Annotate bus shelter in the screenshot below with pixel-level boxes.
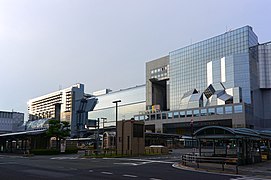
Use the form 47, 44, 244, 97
194, 126, 271, 165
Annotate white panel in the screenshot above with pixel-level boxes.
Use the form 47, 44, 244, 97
207, 61, 213, 85
221, 57, 226, 82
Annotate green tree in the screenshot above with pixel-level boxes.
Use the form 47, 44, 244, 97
46, 119, 70, 151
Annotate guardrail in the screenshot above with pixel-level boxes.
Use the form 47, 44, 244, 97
181, 153, 239, 174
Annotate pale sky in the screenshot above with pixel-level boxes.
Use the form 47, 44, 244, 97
0, 0, 271, 117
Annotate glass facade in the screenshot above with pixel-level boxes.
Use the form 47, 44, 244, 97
135, 104, 243, 121
169, 26, 258, 110
88, 85, 146, 127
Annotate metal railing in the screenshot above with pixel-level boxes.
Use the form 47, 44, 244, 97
181, 153, 239, 174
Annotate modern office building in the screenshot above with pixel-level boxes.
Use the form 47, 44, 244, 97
88, 85, 146, 128
0, 111, 24, 133
135, 26, 271, 135
27, 83, 97, 137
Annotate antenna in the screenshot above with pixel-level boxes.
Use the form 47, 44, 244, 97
59, 85, 62, 91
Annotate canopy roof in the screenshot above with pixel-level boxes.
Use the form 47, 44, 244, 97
194, 126, 271, 140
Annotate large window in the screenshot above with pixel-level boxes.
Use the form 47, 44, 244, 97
193, 109, 200, 117
225, 106, 233, 114
200, 109, 207, 116
180, 111, 185, 118
168, 112, 172, 119
208, 108, 215, 115
186, 110, 192, 117
162, 113, 167, 119
173, 111, 179, 119
216, 107, 224, 115
234, 105, 243, 113
157, 113, 161, 120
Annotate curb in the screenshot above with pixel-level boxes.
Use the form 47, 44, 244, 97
172, 163, 271, 179
172, 163, 242, 177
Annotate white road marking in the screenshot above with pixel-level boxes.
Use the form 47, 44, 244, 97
101, 172, 113, 175
230, 177, 270, 180
0, 162, 17, 165
123, 174, 138, 178
114, 163, 140, 166
149, 178, 162, 180
114, 161, 153, 166
69, 168, 77, 170
89, 170, 93, 172
104, 158, 174, 164
51, 157, 78, 160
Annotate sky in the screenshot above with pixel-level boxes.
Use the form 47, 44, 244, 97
0, 0, 271, 116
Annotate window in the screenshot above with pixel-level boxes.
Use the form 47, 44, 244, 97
234, 105, 243, 113
180, 111, 185, 118
208, 108, 215, 115
225, 106, 232, 114
168, 112, 172, 119
216, 107, 224, 115
139, 116, 145, 120
193, 109, 199, 117
200, 109, 207, 116
162, 113, 167, 119
186, 110, 192, 117
173, 112, 179, 119
157, 113, 161, 120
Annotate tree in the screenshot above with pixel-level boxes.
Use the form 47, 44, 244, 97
46, 119, 70, 151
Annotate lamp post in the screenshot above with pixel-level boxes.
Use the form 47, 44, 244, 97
112, 100, 121, 154
96, 118, 100, 154
190, 119, 194, 153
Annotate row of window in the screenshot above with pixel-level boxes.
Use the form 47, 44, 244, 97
0, 112, 13, 119
150, 65, 168, 75
135, 105, 243, 121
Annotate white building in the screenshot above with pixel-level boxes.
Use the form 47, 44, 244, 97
0, 111, 24, 133
27, 83, 97, 137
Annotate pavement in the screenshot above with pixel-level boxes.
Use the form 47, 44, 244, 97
173, 148, 271, 179
1, 149, 271, 179
0, 152, 238, 180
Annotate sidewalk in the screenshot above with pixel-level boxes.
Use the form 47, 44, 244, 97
176, 160, 271, 179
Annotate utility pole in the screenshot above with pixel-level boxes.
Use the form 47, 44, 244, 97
96, 118, 100, 154
112, 100, 121, 154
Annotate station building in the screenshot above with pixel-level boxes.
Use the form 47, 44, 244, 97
135, 26, 271, 136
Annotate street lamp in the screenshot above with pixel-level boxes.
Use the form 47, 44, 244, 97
112, 100, 121, 154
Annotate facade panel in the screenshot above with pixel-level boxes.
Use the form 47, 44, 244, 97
89, 85, 146, 127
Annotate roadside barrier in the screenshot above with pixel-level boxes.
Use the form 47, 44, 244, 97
181, 153, 239, 174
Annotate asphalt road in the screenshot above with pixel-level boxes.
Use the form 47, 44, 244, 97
0, 153, 246, 180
